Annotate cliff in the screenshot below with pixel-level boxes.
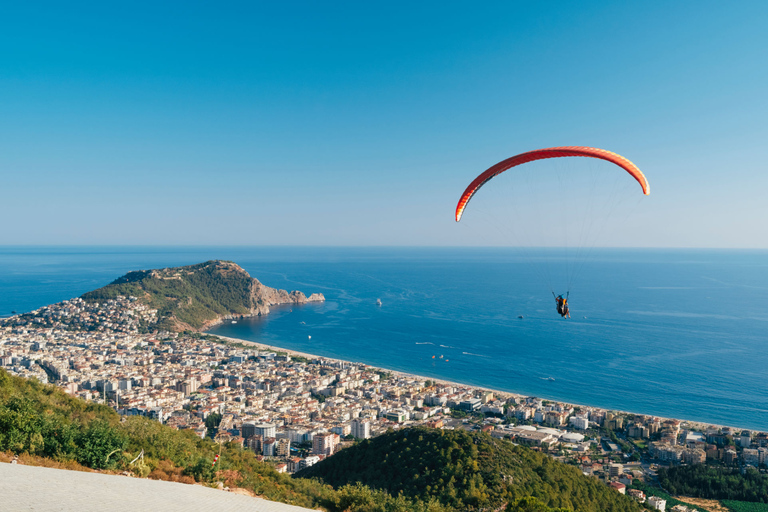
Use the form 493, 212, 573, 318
80, 260, 324, 332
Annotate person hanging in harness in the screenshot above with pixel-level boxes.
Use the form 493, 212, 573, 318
555, 293, 570, 319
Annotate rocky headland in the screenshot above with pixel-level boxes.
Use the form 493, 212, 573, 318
78, 260, 324, 332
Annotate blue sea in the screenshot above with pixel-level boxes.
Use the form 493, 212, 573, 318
2, 246, 767, 430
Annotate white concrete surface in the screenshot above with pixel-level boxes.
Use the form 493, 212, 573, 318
0, 462, 317, 512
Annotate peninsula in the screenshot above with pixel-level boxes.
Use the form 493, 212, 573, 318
70, 260, 325, 332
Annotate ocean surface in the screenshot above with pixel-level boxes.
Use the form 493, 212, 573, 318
2, 246, 767, 430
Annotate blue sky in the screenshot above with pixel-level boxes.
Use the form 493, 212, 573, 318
1, 1, 766, 247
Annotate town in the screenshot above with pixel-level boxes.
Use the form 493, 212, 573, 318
2, 295, 767, 512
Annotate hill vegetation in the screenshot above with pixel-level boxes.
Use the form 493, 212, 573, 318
657, 465, 768, 503
297, 426, 642, 512
722, 500, 768, 512
80, 260, 322, 331
0, 368, 330, 507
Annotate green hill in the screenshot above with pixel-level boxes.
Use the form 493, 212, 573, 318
80, 260, 323, 331
297, 426, 642, 512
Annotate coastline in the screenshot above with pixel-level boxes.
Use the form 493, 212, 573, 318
199, 296, 325, 332
4, 247, 767, 433
211, 334, 751, 434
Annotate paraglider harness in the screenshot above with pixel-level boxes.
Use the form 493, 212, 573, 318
554, 292, 569, 318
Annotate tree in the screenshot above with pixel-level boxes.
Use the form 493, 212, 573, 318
185, 455, 216, 482
205, 412, 222, 438
75, 420, 127, 469
507, 497, 570, 512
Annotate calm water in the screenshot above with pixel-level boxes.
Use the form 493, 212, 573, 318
2, 246, 767, 430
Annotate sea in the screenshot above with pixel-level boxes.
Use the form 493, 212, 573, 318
2, 246, 767, 431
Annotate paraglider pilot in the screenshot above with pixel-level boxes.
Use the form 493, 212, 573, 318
555, 293, 570, 319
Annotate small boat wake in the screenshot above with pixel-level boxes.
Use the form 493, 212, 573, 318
462, 351, 490, 358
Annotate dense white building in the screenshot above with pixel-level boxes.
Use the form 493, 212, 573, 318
351, 418, 371, 439
569, 416, 589, 430
647, 496, 666, 511
254, 423, 276, 439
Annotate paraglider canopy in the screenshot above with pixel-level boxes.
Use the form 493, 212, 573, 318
455, 146, 649, 222
454, 146, 650, 311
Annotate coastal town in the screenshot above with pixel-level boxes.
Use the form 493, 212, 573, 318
2, 295, 767, 512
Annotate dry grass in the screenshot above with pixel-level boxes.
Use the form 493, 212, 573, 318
676, 496, 731, 512
0, 451, 95, 472
147, 458, 196, 484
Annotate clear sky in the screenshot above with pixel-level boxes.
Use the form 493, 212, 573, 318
1, 1, 766, 247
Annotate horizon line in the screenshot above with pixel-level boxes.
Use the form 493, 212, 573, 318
0, 244, 767, 251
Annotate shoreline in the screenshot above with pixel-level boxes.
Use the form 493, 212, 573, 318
199, 296, 325, 332
211, 334, 756, 435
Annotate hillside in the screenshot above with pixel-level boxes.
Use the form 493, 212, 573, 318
297, 426, 643, 512
0, 368, 330, 509
80, 260, 324, 332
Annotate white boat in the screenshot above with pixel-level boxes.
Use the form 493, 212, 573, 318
231, 320, 237, 324
376, 298, 382, 306
308, 335, 312, 340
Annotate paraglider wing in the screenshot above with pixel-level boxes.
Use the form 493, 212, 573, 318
455, 146, 649, 222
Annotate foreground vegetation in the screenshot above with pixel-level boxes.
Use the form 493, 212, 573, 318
0, 369, 328, 507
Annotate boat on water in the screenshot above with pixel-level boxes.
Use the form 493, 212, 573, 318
308, 335, 311, 340
231, 320, 237, 324
376, 298, 382, 306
